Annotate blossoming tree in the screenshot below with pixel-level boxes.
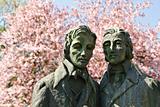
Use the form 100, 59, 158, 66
0, 0, 160, 106
0, 0, 75, 106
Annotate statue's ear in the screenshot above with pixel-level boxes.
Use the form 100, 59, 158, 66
103, 50, 109, 62
105, 56, 109, 62
64, 33, 71, 59
126, 46, 133, 60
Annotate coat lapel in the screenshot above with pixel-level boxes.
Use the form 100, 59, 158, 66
62, 79, 74, 103
53, 59, 74, 88
53, 62, 68, 88
111, 77, 135, 104
52, 60, 74, 106
110, 64, 139, 105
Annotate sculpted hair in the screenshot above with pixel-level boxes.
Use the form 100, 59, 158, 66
64, 25, 97, 60
103, 28, 133, 61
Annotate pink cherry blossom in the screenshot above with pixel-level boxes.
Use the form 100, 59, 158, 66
0, 0, 160, 106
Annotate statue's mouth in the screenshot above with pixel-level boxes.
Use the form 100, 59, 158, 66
78, 58, 88, 63
109, 54, 117, 58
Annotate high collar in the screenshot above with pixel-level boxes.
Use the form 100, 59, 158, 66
53, 59, 89, 88
108, 60, 131, 74
63, 59, 96, 93
107, 60, 139, 84
63, 59, 88, 77
63, 59, 75, 75
100, 60, 140, 94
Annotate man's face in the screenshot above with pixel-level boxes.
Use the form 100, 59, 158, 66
103, 33, 126, 65
69, 32, 95, 68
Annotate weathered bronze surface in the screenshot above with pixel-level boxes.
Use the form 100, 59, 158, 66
31, 25, 99, 107
100, 28, 160, 107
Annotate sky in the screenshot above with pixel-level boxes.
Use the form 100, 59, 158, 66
0, 0, 159, 37
134, 0, 160, 27
54, 0, 160, 37
1, 0, 160, 29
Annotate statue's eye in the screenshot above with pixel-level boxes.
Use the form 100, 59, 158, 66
116, 40, 122, 46
104, 42, 110, 47
72, 43, 82, 49
87, 45, 94, 50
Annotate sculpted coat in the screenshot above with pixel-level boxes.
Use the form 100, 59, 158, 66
100, 60, 160, 107
31, 59, 99, 107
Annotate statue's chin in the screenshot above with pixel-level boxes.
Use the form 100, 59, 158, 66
109, 60, 126, 65
108, 60, 117, 64
74, 62, 87, 69
109, 60, 121, 65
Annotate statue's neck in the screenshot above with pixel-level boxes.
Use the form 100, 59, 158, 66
108, 63, 126, 84
109, 64, 125, 74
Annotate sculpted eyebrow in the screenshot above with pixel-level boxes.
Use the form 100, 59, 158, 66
72, 42, 81, 45
115, 39, 122, 42
103, 41, 110, 46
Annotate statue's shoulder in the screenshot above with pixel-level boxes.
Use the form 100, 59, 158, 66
33, 72, 55, 91
143, 76, 160, 90
34, 62, 67, 91
42, 72, 55, 85
134, 66, 160, 90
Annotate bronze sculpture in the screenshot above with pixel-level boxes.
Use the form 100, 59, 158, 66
31, 25, 99, 107
100, 28, 160, 107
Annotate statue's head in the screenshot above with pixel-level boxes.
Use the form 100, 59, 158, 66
64, 25, 96, 68
103, 28, 133, 64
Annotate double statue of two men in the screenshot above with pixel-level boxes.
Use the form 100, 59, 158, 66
31, 25, 160, 107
